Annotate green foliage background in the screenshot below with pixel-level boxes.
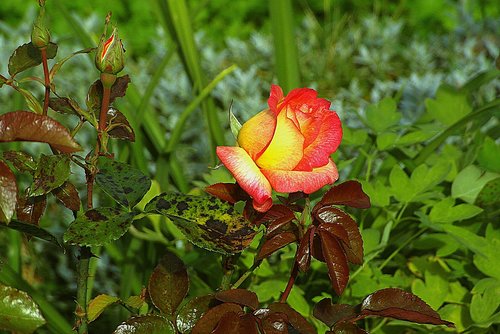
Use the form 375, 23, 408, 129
0, 0, 499, 333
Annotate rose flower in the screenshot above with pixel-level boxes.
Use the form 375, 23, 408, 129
217, 85, 342, 212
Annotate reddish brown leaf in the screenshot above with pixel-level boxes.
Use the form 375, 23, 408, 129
261, 312, 289, 333
316, 207, 363, 265
1, 151, 37, 174
205, 183, 249, 204
296, 226, 315, 272
148, 251, 189, 316
191, 303, 242, 334
8, 42, 57, 77
268, 303, 315, 334
319, 230, 349, 296
106, 108, 135, 141
86, 75, 131, 116
49, 97, 81, 116
0, 161, 18, 223
359, 288, 455, 327
215, 289, 259, 310
0, 111, 82, 153
176, 294, 218, 333
212, 311, 241, 334
316, 180, 370, 210
311, 234, 325, 262
110, 75, 131, 103
253, 204, 296, 227
238, 314, 259, 334
52, 181, 80, 211
333, 322, 369, 334
257, 232, 298, 260
313, 299, 356, 328
16, 195, 47, 226
317, 222, 350, 246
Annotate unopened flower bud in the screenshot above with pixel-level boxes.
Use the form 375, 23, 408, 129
95, 27, 125, 75
31, 4, 50, 48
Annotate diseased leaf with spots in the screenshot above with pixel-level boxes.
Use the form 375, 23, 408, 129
52, 181, 80, 211
49, 97, 82, 116
1, 151, 37, 174
319, 230, 350, 296
63, 207, 135, 246
106, 108, 135, 141
8, 42, 57, 76
113, 315, 175, 334
0, 111, 82, 153
96, 157, 151, 208
191, 303, 242, 334
148, 252, 189, 316
145, 193, 257, 254
215, 289, 259, 310
30, 154, 71, 197
16, 195, 47, 226
205, 183, 249, 204
0, 220, 61, 247
88, 294, 120, 323
0, 283, 46, 333
176, 295, 217, 333
359, 288, 454, 327
86, 75, 131, 116
0, 161, 17, 223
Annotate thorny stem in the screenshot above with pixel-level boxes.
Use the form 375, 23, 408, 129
40, 47, 50, 115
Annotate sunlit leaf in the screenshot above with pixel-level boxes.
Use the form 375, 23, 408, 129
88, 294, 120, 323
1, 151, 37, 174
52, 181, 80, 211
145, 193, 256, 254
359, 288, 454, 327
176, 295, 217, 333
0, 283, 45, 333
313, 299, 356, 328
191, 303, 242, 334
30, 154, 71, 196
0, 161, 17, 223
316, 207, 363, 264
318, 230, 350, 296
96, 156, 151, 208
215, 289, 259, 310
257, 232, 297, 260
0, 220, 61, 247
113, 315, 174, 334
148, 251, 189, 316
16, 195, 46, 226
425, 86, 471, 126
261, 311, 288, 333
8, 42, 57, 77
106, 108, 135, 141
316, 180, 371, 210
0, 111, 82, 153
63, 207, 135, 246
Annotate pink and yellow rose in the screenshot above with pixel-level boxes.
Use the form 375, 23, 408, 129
217, 85, 342, 212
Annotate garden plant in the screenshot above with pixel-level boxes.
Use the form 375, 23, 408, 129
0, 0, 499, 333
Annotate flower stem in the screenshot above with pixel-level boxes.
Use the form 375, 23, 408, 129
99, 85, 111, 133
40, 47, 50, 115
280, 260, 298, 303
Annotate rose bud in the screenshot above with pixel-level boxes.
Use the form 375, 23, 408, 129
217, 85, 343, 212
95, 27, 125, 75
31, 2, 50, 48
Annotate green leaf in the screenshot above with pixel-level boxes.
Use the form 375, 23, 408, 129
470, 278, 500, 324
452, 165, 499, 203
342, 127, 368, 146
365, 97, 400, 132
88, 294, 120, 323
30, 154, 70, 197
438, 304, 472, 333
425, 86, 472, 126
96, 157, 151, 208
429, 198, 483, 224
229, 107, 242, 140
376, 132, 398, 150
0, 283, 45, 333
8, 42, 57, 77
477, 137, 500, 173
145, 193, 256, 254
1, 151, 37, 174
0, 161, 17, 224
148, 252, 189, 316
63, 207, 135, 246
360, 180, 391, 207
411, 270, 449, 310
475, 177, 500, 213
0, 220, 61, 247
113, 315, 175, 334
18, 87, 43, 114
0, 111, 82, 153
389, 165, 412, 202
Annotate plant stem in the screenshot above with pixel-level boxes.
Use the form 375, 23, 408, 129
231, 259, 262, 289
99, 85, 111, 133
280, 260, 298, 302
40, 47, 50, 115
76, 247, 90, 334
220, 254, 239, 290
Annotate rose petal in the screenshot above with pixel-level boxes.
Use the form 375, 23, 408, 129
268, 84, 284, 115
294, 111, 342, 171
256, 110, 304, 170
237, 109, 276, 160
216, 146, 272, 206
262, 159, 339, 194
